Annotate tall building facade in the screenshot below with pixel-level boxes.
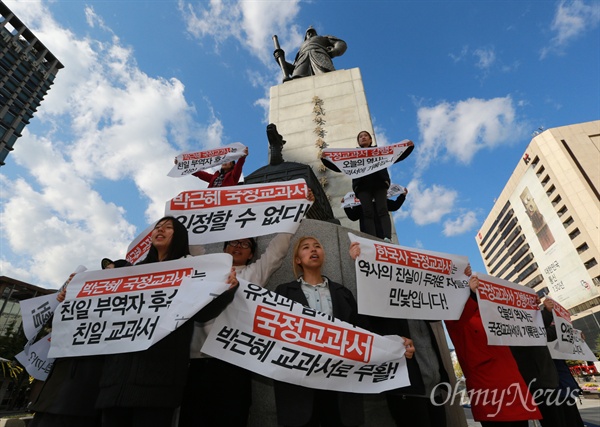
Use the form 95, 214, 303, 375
476, 120, 600, 347
0, 2, 63, 166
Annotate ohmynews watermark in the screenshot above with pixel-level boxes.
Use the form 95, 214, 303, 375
430, 379, 580, 418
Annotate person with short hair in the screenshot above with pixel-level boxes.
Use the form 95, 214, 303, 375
192, 147, 248, 187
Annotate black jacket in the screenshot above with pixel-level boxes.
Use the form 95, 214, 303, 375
273, 278, 364, 427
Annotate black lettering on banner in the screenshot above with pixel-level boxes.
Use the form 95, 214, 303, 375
105, 317, 160, 342
178, 211, 234, 235
242, 283, 295, 310
235, 208, 257, 228
271, 347, 352, 378
487, 321, 546, 338
72, 321, 107, 345
32, 302, 53, 328
215, 327, 276, 362
354, 362, 399, 383
394, 267, 421, 285
191, 269, 206, 279
357, 260, 392, 280
389, 288, 448, 310
497, 306, 515, 321
343, 159, 365, 168
560, 322, 574, 343
262, 204, 310, 226
148, 289, 178, 312
422, 272, 445, 288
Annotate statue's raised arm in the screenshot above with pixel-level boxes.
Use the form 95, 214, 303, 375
273, 26, 347, 83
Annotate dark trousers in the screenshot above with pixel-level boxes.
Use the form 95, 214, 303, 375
101, 407, 174, 427
178, 358, 251, 427
284, 389, 358, 427
385, 394, 446, 427
356, 188, 391, 239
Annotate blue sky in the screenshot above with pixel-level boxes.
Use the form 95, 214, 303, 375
1, 0, 599, 289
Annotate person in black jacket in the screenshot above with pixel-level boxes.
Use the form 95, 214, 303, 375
96, 216, 237, 427
344, 187, 408, 240
352, 131, 393, 241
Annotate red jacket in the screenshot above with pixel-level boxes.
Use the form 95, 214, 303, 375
445, 296, 542, 422
193, 155, 246, 187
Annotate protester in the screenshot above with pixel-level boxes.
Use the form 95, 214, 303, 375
351, 131, 393, 241
192, 146, 248, 187
541, 299, 585, 427
29, 260, 132, 427
349, 241, 447, 427
445, 269, 542, 426
95, 216, 237, 427
344, 187, 407, 240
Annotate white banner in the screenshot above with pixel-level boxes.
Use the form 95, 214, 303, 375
321, 140, 414, 179
350, 234, 470, 320
476, 274, 546, 346
165, 179, 313, 245
20, 293, 59, 341
548, 298, 574, 353
548, 329, 597, 362
202, 281, 410, 393
340, 184, 405, 209
126, 221, 156, 265
48, 255, 232, 358
15, 334, 54, 381
168, 142, 247, 177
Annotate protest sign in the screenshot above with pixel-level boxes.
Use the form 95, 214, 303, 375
476, 273, 546, 346
21, 293, 59, 342
321, 140, 414, 179
169, 142, 247, 177
126, 221, 156, 265
15, 334, 53, 381
350, 234, 470, 320
547, 298, 574, 353
340, 184, 405, 209
548, 329, 597, 361
48, 254, 231, 358
165, 179, 312, 245
202, 281, 410, 393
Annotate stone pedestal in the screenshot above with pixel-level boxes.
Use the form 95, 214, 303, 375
269, 68, 376, 230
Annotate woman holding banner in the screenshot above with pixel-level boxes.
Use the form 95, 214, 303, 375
193, 146, 248, 187
352, 131, 393, 241
445, 270, 542, 426
95, 216, 237, 427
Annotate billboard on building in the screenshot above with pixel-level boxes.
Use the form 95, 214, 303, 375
509, 167, 597, 309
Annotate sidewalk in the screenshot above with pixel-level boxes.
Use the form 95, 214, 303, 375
464, 396, 600, 427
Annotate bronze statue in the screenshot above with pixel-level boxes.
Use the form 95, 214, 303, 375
273, 27, 347, 82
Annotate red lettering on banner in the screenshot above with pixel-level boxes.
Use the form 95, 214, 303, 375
253, 305, 373, 363
126, 232, 153, 264
182, 147, 231, 160
373, 244, 453, 275
477, 280, 538, 310
323, 141, 413, 162
76, 268, 193, 297
169, 183, 307, 210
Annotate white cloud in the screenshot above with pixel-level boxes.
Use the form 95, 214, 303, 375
473, 47, 496, 70
541, 0, 600, 58
406, 179, 457, 226
415, 96, 526, 173
443, 211, 478, 236
179, 0, 302, 65
0, 1, 224, 288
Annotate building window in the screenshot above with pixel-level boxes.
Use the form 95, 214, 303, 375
584, 258, 598, 269
541, 175, 550, 186
536, 165, 545, 177
569, 228, 580, 240
562, 216, 574, 228
577, 243, 589, 254
552, 195, 562, 206
531, 156, 540, 167
557, 205, 568, 217
546, 184, 556, 197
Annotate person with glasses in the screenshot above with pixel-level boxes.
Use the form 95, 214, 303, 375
179, 191, 314, 427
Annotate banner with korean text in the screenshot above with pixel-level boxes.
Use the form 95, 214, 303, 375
169, 142, 247, 177
547, 298, 575, 353
350, 234, 470, 320
321, 140, 414, 179
48, 254, 231, 358
202, 281, 410, 393
20, 293, 59, 349
476, 273, 546, 346
341, 184, 405, 209
15, 334, 53, 381
548, 329, 597, 361
165, 179, 312, 245
126, 221, 156, 265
